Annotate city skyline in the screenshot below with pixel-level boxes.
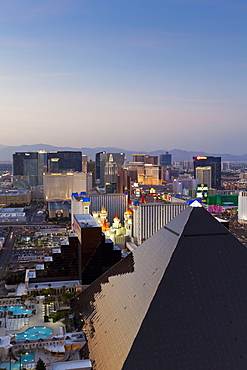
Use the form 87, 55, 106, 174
1, 0, 246, 154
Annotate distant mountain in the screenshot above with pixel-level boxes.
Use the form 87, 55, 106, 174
0, 144, 247, 162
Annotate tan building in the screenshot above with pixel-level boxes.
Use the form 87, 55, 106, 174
196, 166, 212, 188
126, 162, 161, 185
82, 155, 88, 171
43, 172, 92, 201
0, 188, 31, 206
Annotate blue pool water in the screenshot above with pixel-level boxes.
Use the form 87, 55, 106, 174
0, 352, 34, 370
15, 326, 52, 341
0, 305, 32, 315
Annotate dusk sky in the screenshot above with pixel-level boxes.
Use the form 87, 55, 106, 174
0, 0, 246, 154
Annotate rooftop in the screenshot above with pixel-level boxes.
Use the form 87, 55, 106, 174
0, 207, 24, 212
51, 360, 92, 370
48, 201, 70, 211
28, 280, 81, 290
74, 214, 100, 228
0, 189, 30, 195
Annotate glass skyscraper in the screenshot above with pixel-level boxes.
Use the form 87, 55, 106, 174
13, 150, 82, 188
193, 156, 221, 189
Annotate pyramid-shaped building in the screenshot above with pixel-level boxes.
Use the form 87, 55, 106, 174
71, 205, 247, 369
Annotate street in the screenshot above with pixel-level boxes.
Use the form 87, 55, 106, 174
0, 229, 18, 279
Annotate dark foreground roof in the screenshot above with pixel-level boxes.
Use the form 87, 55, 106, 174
71, 206, 247, 370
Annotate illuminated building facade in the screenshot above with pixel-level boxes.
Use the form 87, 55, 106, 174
73, 214, 122, 284
132, 154, 158, 165
43, 172, 92, 201
193, 156, 221, 189
238, 191, 247, 224
196, 166, 212, 188
126, 162, 161, 185
82, 155, 88, 172
104, 154, 118, 191
95, 152, 125, 187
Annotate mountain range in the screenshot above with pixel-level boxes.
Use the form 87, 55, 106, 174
0, 144, 247, 162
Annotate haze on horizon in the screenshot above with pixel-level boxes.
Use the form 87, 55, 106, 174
0, 0, 246, 155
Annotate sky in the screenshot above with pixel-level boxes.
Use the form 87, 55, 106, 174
0, 0, 246, 154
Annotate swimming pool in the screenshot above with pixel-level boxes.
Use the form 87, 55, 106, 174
0, 352, 34, 370
15, 326, 52, 341
0, 305, 32, 315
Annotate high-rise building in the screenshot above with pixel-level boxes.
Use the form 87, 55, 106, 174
160, 151, 172, 167
104, 154, 118, 191
71, 193, 91, 225
238, 190, 247, 224
87, 160, 96, 187
47, 151, 82, 173
173, 177, 198, 194
132, 154, 158, 165
126, 162, 161, 185
13, 152, 40, 187
193, 156, 221, 189
72, 214, 121, 284
95, 152, 125, 187
132, 154, 147, 163
117, 167, 131, 195
131, 201, 188, 245
71, 204, 247, 369
30, 215, 122, 285
71, 192, 128, 224
196, 166, 212, 188
82, 155, 88, 172
222, 162, 230, 171
43, 172, 92, 201
13, 150, 82, 188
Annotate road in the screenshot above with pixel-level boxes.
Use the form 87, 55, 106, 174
0, 206, 68, 279
0, 229, 18, 279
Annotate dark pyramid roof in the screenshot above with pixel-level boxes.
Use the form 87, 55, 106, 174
71, 206, 247, 370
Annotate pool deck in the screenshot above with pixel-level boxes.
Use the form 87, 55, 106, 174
0, 300, 65, 337
0, 300, 83, 369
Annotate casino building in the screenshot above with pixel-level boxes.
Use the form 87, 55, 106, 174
193, 156, 221, 189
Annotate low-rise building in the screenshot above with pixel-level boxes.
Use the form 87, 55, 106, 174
0, 188, 31, 206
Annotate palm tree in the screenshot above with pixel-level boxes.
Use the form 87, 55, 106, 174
17, 349, 25, 370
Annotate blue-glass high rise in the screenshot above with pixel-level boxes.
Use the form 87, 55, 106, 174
160, 151, 172, 167
13, 150, 82, 188
193, 156, 221, 189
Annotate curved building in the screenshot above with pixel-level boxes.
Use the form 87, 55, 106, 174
238, 190, 247, 224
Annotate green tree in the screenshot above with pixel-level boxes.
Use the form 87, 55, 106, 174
35, 358, 46, 370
